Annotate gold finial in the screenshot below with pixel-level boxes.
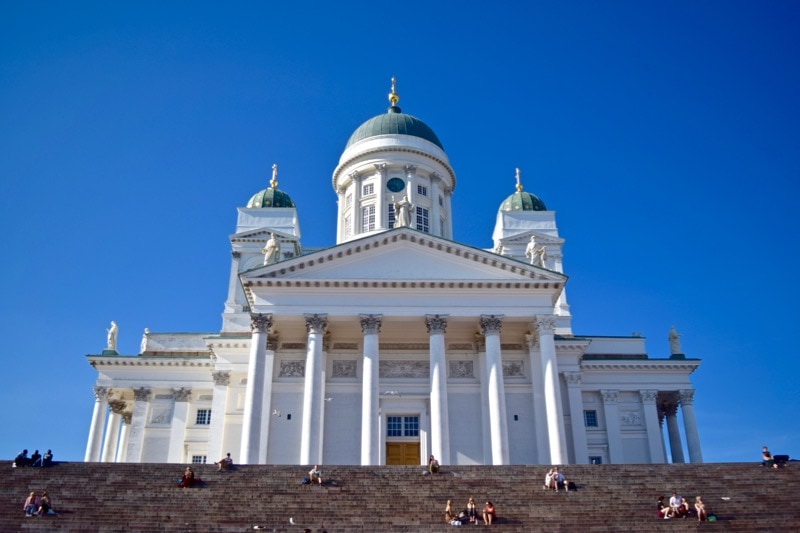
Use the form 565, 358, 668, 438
270, 163, 278, 189
388, 76, 399, 107
515, 168, 523, 192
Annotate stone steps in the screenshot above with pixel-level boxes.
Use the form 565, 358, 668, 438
2, 462, 798, 531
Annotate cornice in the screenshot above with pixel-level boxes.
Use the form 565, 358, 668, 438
332, 145, 456, 189
88, 357, 213, 368
581, 359, 701, 372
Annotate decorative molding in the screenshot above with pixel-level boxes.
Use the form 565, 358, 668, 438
535, 315, 557, 335
279, 360, 305, 378
250, 313, 273, 334
562, 371, 582, 386
480, 315, 503, 336
199, 395, 213, 401
502, 360, 524, 377
379, 360, 429, 378
620, 411, 642, 426
501, 343, 523, 351
281, 343, 306, 350
425, 314, 448, 335
174, 388, 192, 402
212, 370, 231, 386
133, 387, 152, 402
360, 314, 383, 335
304, 314, 328, 335
679, 389, 695, 405
639, 390, 658, 404
333, 342, 358, 350
149, 406, 172, 424
379, 343, 428, 350
601, 390, 619, 404
89, 358, 214, 368
449, 360, 474, 378
448, 343, 473, 350
332, 360, 357, 378
108, 399, 128, 414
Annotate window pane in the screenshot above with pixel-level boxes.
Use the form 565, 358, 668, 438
416, 207, 429, 233
584, 410, 598, 427
196, 409, 211, 425
404, 416, 419, 437
387, 416, 402, 437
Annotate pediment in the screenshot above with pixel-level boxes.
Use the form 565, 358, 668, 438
241, 229, 566, 284
231, 227, 294, 243
501, 230, 564, 247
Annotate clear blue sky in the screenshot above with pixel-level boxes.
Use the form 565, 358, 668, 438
1, 1, 798, 463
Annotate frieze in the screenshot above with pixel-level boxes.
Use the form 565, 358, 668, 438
279, 360, 305, 377
620, 411, 642, 426
282, 343, 307, 350
379, 343, 429, 350
332, 360, 358, 378
199, 395, 213, 401
149, 406, 172, 425
333, 342, 358, 350
449, 360, 474, 378
448, 343, 473, 350
154, 394, 174, 400
503, 360, 525, 377
380, 360, 429, 378
501, 343, 523, 351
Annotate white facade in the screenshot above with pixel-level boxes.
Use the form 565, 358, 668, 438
86, 84, 702, 466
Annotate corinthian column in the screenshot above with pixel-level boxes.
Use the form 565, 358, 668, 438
207, 370, 230, 464
116, 412, 132, 463
125, 387, 151, 463
360, 314, 382, 465
563, 372, 589, 464
660, 399, 685, 463
640, 390, 665, 463
601, 390, 623, 464
240, 313, 272, 464
481, 315, 509, 465
102, 399, 127, 463
300, 314, 327, 465
85, 386, 109, 462
426, 314, 450, 465
536, 315, 567, 464
679, 389, 703, 463
167, 388, 192, 463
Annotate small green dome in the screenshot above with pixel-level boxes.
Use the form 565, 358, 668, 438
499, 191, 547, 212
247, 187, 295, 208
345, 105, 444, 150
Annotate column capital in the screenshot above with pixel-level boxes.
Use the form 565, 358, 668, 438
212, 370, 231, 386
601, 389, 619, 404
108, 399, 128, 414
373, 163, 387, 175
173, 388, 192, 402
250, 313, 273, 333
93, 386, 109, 400
534, 315, 557, 335
480, 314, 503, 336
121, 412, 132, 425
360, 314, 383, 334
430, 171, 442, 185
349, 170, 362, 183
231, 251, 241, 259
679, 389, 695, 405
404, 164, 417, 177
425, 314, 448, 335
659, 399, 679, 417
639, 389, 658, 404
562, 371, 582, 386
133, 387, 152, 402
305, 313, 328, 334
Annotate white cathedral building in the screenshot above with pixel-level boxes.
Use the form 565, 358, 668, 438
85, 80, 702, 467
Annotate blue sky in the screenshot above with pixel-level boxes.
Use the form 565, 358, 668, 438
1, 1, 798, 463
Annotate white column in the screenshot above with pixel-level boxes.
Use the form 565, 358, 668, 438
374, 164, 387, 229
240, 313, 272, 464
481, 315, 509, 465
259, 335, 277, 465
351, 171, 362, 236
224, 251, 242, 313
563, 372, 589, 464
536, 315, 568, 464
527, 335, 550, 464
662, 400, 685, 463
679, 389, 703, 463
125, 387, 151, 463
301, 313, 327, 465
102, 398, 126, 463
84, 386, 109, 462
601, 390, 624, 464
167, 388, 192, 463
430, 173, 442, 237
405, 164, 417, 207
426, 314, 450, 465
207, 370, 231, 465
360, 314, 382, 465
640, 390, 665, 463
116, 413, 131, 463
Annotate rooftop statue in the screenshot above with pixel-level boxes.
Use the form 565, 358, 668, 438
525, 236, 546, 267
107, 321, 118, 351
262, 233, 280, 265
393, 195, 414, 228
668, 325, 683, 355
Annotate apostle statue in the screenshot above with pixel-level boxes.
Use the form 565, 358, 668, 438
668, 325, 683, 355
393, 195, 414, 228
140, 327, 150, 354
262, 233, 280, 265
107, 321, 118, 351
525, 236, 546, 267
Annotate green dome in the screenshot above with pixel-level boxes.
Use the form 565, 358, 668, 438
247, 187, 295, 208
499, 191, 547, 212
345, 105, 444, 150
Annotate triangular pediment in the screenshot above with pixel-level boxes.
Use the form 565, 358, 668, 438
231, 228, 295, 243
501, 230, 564, 247
241, 229, 567, 283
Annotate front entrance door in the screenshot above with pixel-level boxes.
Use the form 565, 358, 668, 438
386, 442, 420, 465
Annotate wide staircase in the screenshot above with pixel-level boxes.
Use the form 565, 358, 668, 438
2, 461, 798, 531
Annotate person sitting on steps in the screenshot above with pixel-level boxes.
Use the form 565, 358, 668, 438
215, 452, 233, 471
308, 464, 323, 485
428, 454, 440, 474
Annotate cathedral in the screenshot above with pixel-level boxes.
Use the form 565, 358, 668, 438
85, 80, 702, 466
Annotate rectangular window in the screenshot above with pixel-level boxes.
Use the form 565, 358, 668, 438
417, 184, 428, 196
388, 203, 396, 228
584, 410, 598, 427
361, 205, 375, 231
387, 416, 402, 437
191, 455, 207, 464
589, 456, 603, 465
440, 217, 445, 236
345, 194, 353, 209
344, 215, 352, 239
362, 183, 374, 196
416, 207, 429, 233
438, 194, 444, 207
196, 409, 211, 425
404, 416, 419, 437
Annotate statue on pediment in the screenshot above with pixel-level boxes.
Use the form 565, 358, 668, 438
107, 321, 118, 351
668, 326, 682, 355
525, 236, 546, 267
262, 233, 279, 265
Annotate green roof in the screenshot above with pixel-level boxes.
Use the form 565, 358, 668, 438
345, 105, 444, 150
499, 191, 547, 212
247, 187, 295, 208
